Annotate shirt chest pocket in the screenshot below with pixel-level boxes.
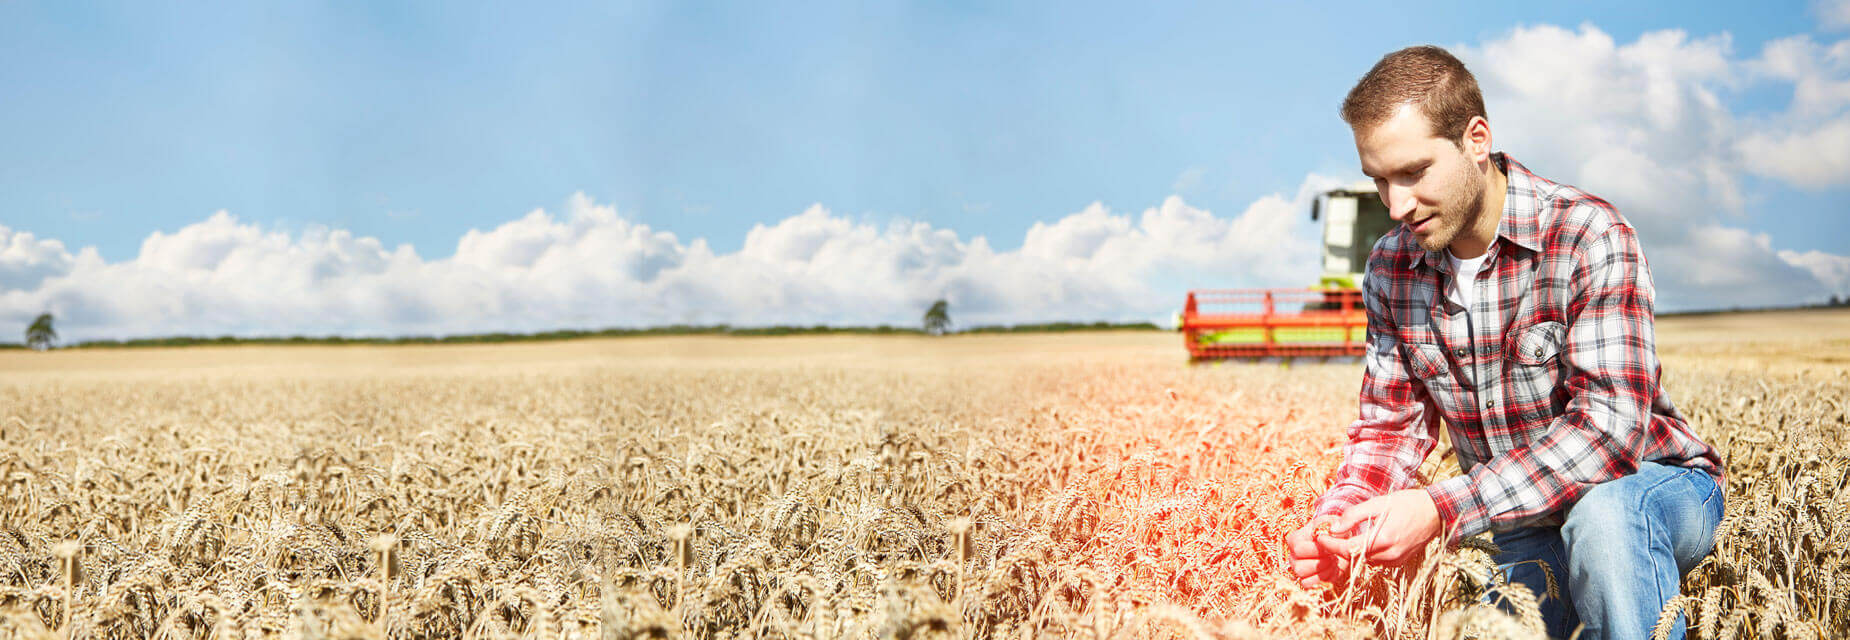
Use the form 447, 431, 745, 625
1401, 342, 1455, 398
1507, 320, 1567, 418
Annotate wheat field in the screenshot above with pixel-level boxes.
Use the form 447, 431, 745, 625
0, 310, 1845, 639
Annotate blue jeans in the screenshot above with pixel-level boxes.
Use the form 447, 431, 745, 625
1487, 462, 1724, 640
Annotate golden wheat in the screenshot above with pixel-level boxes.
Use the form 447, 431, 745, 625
0, 329, 1841, 639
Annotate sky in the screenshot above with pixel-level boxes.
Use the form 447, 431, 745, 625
2, 1, 1848, 341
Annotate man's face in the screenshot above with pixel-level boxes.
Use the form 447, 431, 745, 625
1354, 104, 1483, 253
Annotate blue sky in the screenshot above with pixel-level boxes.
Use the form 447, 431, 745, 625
2, 2, 1848, 339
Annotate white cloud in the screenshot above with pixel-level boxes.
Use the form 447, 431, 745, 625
0, 226, 75, 292
1461, 25, 1742, 224
1738, 116, 1850, 188
1650, 225, 1831, 307
6, 23, 1849, 341
0, 184, 1332, 341
1736, 35, 1850, 188
1779, 248, 1850, 295
1818, 0, 1850, 32
1747, 35, 1850, 117
1455, 24, 1850, 310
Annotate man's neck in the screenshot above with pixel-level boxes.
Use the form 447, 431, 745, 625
1448, 159, 1507, 259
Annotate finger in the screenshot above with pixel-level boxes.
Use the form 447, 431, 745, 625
1294, 552, 1344, 583
1343, 518, 1385, 548
1307, 555, 1345, 588
1318, 561, 1346, 587
1366, 529, 1414, 565
1356, 511, 1396, 557
1292, 515, 1335, 539
1288, 515, 1340, 555
1308, 560, 1347, 588
1314, 529, 1360, 557
1285, 529, 1317, 556
1332, 505, 1379, 536
1289, 558, 1320, 580
1308, 514, 1342, 542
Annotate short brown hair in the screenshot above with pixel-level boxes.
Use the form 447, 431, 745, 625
1341, 45, 1486, 147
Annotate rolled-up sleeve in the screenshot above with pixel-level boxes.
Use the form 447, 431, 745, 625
1314, 255, 1444, 520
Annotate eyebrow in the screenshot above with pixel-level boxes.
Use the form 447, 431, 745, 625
1362, 159, 1431, 180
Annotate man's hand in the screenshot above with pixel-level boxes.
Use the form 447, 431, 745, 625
1285, 514, 1350, 589
1320, 489, 1444, 565
1286, 490, 1444, 590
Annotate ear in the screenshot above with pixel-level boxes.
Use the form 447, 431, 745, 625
1461, 116, 1492, 163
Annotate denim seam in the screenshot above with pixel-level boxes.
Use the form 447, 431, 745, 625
1634, 465, 1691, 498
1689, 470, 1720, 510
1636, 466, 1685, 635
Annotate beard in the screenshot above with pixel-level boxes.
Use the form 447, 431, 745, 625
1411, 157, 1486, 253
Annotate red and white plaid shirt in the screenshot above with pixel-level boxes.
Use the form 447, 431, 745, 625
1314, 152, 1723, 540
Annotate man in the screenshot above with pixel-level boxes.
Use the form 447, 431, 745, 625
1283, 46, 1725, 640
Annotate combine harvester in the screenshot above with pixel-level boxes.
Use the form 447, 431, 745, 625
1181, 184, 1393, 363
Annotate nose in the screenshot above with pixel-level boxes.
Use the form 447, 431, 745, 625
1381, 183, 1416, 221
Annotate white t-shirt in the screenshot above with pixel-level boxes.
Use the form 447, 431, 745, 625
1446, 248, 1490, 311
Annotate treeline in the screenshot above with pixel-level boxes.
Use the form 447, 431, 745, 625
13, 321, 1162, 350
1658, 297, 1850, 318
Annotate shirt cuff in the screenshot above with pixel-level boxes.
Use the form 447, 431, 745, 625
1426, 474, 1488, 541
1313, 485, 1369, 520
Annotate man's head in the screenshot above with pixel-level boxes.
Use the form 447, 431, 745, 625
1342, 46, 1496, 254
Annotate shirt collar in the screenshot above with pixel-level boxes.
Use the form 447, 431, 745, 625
1408, 152, 1544, 270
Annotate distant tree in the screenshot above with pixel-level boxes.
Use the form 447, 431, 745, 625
25, 313, 56, 351
1834, 294, 1845, 307
922, 299, 951, 336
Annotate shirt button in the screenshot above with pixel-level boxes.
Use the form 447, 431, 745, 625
1453, 348, 1468, 358
1486, 400, 1496, 409
1533, 348, 1543, 358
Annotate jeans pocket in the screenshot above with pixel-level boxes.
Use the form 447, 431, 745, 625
1684, 468, 1721, 512
1670, 468, 1725, 574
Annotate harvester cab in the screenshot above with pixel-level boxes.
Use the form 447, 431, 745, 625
1310, 183, 1396, 292
1181, 183, 1393, 362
